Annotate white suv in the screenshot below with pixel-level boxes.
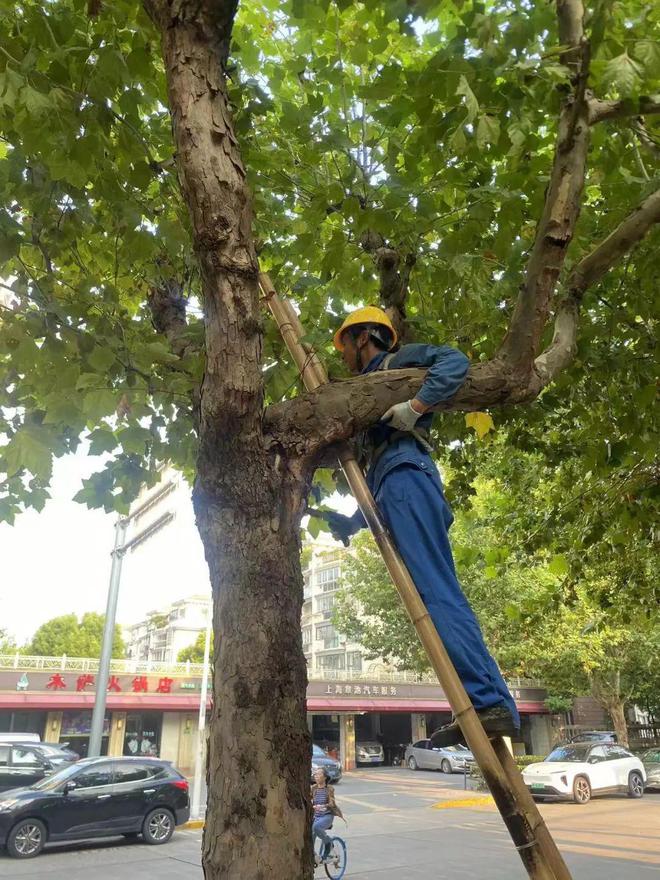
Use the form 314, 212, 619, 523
523, 743, 646, 804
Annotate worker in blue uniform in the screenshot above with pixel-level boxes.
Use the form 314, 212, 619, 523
324, 307, 520, 746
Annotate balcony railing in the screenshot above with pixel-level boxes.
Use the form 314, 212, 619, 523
0, 653, 544, 689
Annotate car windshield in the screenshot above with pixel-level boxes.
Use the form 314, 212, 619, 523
545, 745, 590, 763
642, 749, 660, 763
31, 762, 82, 791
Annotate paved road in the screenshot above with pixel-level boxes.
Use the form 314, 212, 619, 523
1, 767, 659, 879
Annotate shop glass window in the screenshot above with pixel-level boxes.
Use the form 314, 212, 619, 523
0, 746, 9, 767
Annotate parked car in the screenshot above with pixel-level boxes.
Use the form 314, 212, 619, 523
0, 743, 60, 792
0, 734, 40, 744
311, 744, 342, 784
14, 742, 80, 769
640, 747, 660, 790
522, 743, 645, 804
356, 741, 384, 765
0, 756, 190, 859
41, 742, 80, 762
567, 730, 617, 744
404, 740, 475, 774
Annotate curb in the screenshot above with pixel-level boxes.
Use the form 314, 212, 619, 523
183, 819, 205, 829
431, 795, 495, 810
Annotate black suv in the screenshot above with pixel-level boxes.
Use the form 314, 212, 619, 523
0, 756, 190, 858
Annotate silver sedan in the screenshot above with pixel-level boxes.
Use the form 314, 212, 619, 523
404, 739, 475, 774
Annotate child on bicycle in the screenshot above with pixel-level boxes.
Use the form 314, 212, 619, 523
311, 767, 343, 864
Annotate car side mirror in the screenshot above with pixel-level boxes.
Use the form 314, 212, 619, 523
587, 756, 598, 764
63, 781, 77, 794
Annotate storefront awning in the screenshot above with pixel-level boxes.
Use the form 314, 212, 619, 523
307, 698, 547, 714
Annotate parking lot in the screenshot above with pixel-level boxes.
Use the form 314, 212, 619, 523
1, 767, 659, 879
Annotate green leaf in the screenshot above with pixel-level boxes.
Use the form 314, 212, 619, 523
476, 115, 500, 149
548, 555, 569, 576
633, 41, 660, 77
83, 389, 118, 422
3, 426, 53, 480
602, 53, 644, 97
456, 75, 479, 123
146, 341, 180, 365
88, 346, 117, 372
87, 428, 119, 456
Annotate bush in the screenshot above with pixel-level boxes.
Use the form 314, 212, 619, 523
469, 755, 546, 790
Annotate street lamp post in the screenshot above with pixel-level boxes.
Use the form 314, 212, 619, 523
89, 518, 129, 757
191, 611, 212, 819
88, 501, 177, 758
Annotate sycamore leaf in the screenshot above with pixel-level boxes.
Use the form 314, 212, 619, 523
456, 75, 479, 123
465, 411, 495, 439
476, 115, 500, 149
548, 555, 569, 576
602, 53, 644, 97
3, 426, 53, 480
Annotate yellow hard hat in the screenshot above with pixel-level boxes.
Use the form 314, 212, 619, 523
333, 306, 397, 351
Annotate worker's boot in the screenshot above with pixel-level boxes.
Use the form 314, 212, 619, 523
430, 706, 519, 748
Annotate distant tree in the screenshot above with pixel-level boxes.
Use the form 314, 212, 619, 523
177, 630, 213, 664
27, 612, 125, 658
0, 628, 16, 652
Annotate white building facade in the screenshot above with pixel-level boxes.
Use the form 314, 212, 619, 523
124, 594, 211, 664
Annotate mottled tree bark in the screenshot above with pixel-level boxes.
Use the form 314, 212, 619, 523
145, 1, 313, 876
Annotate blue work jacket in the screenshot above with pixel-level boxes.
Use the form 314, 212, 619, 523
361, 344, 470, 496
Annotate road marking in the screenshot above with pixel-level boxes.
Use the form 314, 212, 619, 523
339, 794, 395, 812
432, 796, 495, 810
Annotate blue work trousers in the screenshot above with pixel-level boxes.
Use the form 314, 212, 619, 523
375, 462, 520, 726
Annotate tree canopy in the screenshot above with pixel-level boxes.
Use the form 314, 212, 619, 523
26, 611, 125, 658
1, 1, 659, 876
334, 435, 659, 743
177, 629, 213, 664
0, 0, 658, 520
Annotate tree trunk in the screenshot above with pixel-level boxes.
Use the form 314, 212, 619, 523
607, 698, 630, 749
194, 479, 313, 879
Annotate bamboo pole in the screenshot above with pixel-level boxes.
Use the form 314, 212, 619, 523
261, 273, 572, 880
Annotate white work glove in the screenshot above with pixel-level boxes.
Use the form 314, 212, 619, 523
380, 399, 422, 432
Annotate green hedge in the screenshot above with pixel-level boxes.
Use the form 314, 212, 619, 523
469, 755, 546, 790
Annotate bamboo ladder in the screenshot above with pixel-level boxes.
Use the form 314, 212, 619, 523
262, 272, 572, 880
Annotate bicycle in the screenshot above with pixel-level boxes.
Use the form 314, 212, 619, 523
314, 834, 347, 880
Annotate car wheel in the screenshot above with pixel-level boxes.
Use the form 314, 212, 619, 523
7, 819, 47, 859
627, 771, 644, 798
441, 759, 452, 775
573, 776, 591, 805
142, 808, 175, 845
408, 756, 418, 771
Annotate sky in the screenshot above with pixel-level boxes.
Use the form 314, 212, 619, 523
0, 448, 210, 645
0, 447, 354, 647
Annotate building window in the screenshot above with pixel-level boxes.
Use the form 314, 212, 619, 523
302, 627, 312, 646
346, 652, 362, 671
316, 624, 340, 650
316, 595, 335, 613
317, 566, 340, 592
316, 653, 345, 670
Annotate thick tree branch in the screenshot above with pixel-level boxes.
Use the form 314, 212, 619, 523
359, 230, 416, 341
535, 187, 660, 383
499, 0, 589, 370
147, 279, 195, 359
264, 359, 530, 458
588, 96, 660, 125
